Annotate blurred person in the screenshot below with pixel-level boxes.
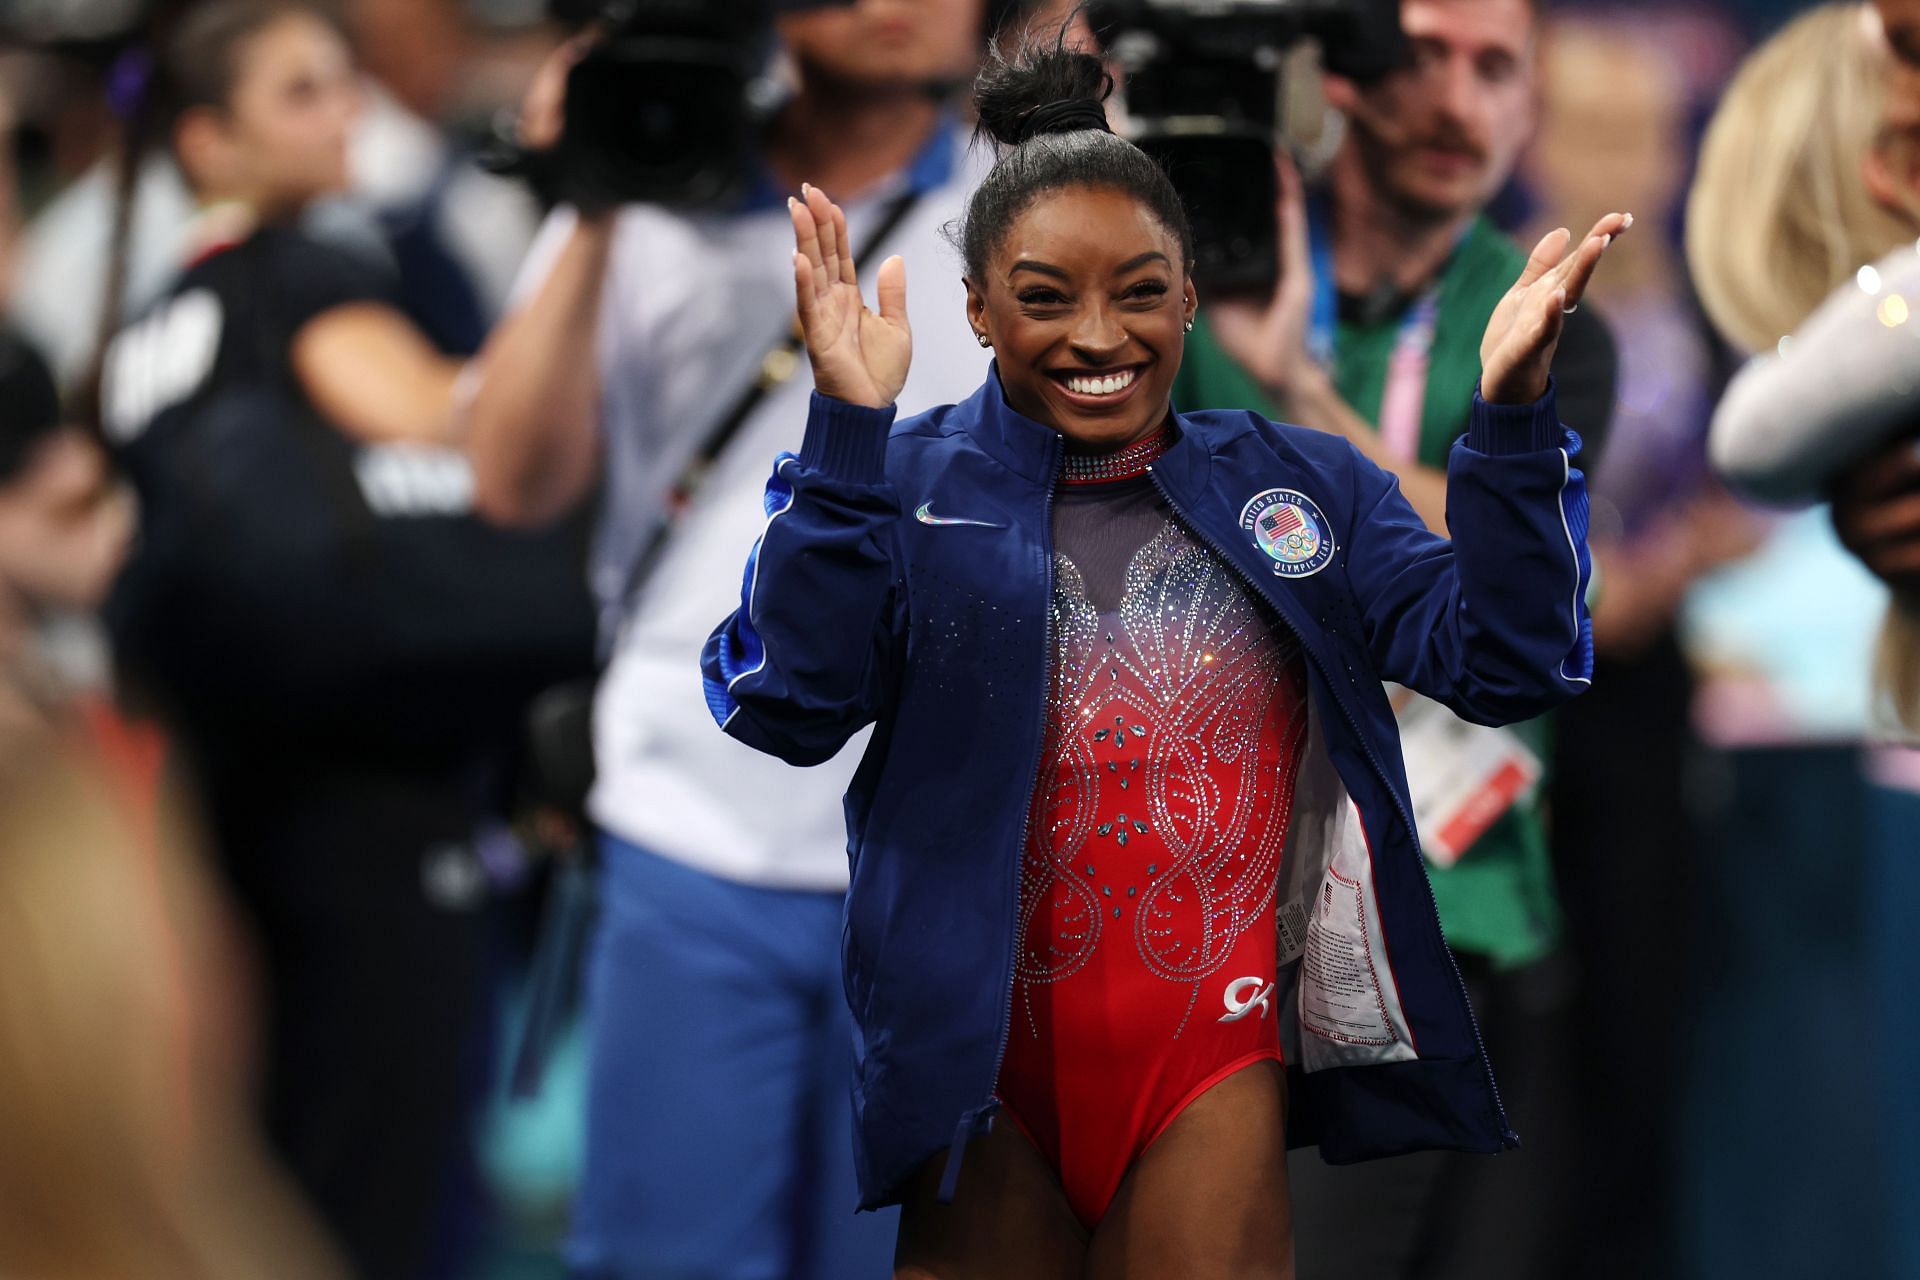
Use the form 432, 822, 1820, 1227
5, 0, 541, 388
334, 0, 548, 348
1684, 6, 1920, 1276
1698, 0, 1920, 737
701, 33, 1619, 1276
95, 3, 596, 1275
465, 2, 1009, 1275
1687, 2, 1915, 744
1167, 1, 1617, 1275
0, 325, 339, 1280
1175, 0, 1617, 532
1523, 15, 1758, 1278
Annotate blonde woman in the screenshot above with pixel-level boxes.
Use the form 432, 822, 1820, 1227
1691, 1, 1920, 733
1688, 9, 1920, 1275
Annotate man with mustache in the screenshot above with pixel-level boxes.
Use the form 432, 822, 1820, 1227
1173, 1, 1617, 1276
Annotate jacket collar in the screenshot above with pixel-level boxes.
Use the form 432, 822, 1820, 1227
961, 362, 1214, 495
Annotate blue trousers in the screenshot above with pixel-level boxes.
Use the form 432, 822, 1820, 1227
568, 835, 898, 1280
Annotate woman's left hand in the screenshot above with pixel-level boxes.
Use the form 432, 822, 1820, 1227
1479, 212, 1631, 405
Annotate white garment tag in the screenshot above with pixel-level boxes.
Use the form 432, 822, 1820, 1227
1300, 867, 1400, 1048
1388, 686, 1541, 869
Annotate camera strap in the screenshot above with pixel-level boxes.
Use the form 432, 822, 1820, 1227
607, 188, 923, 641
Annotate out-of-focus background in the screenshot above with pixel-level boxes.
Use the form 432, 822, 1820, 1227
0, 0, 1915, 1277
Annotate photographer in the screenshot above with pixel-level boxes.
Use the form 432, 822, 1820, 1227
1168, 1, 1616, 1276
464, 2, 1009, 1274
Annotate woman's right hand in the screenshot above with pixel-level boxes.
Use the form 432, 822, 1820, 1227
791, 185, 910, 409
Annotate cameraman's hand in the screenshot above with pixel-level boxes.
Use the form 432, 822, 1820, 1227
517, 27, 600, 153
1480, 212, 1630, 405
1206, 152, 1324, 407
791, 185, 910, 409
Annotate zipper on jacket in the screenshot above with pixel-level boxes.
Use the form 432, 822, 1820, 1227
1145, 466, 1515, 1144
946, 432, 1063, 1205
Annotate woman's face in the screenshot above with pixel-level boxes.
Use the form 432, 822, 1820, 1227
967, 186, 1196, 450
200, 13, 360, 214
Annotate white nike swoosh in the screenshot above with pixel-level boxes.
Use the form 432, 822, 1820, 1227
915, 501, 1005, 529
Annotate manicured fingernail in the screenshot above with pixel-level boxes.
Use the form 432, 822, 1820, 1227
787, 197, 797, 210
802, 183, 812, 196
1602, 234, 1612, 248
1623, 212, 1635, 228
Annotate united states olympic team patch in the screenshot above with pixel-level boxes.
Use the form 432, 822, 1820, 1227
1240, 489, 1335, 578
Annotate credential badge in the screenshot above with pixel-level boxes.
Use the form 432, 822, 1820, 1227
1239, 488, 1334, 578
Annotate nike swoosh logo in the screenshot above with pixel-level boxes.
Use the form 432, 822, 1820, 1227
914, 502, 1005, 529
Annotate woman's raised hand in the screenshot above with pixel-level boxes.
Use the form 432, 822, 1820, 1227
1479, 212, 1632, 406
791, 185, 910, 409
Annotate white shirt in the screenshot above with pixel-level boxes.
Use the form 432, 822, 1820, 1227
510, 128, 991, 890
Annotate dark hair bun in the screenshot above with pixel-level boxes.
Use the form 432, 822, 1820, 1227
974, 42, 1114, 149
952, 28, 1191, 280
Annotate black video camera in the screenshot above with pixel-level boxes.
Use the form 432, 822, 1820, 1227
548, 0, 852, 211
1086, 0, 1405, 294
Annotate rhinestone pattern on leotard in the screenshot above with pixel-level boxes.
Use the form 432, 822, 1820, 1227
1014, 519, 1309, 1038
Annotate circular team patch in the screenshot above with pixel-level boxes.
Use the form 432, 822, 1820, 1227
1240, 488, 1334, 578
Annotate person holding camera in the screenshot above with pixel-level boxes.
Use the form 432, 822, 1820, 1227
702, 29, 1623, 1277
465, 2, 1012, 1275
1169, 1, 1617, 1276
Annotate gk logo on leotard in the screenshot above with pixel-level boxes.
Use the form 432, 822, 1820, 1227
1219, 975, 1276, 1022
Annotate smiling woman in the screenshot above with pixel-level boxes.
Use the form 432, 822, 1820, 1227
952, 46, 1196, 449
969, 191, 1192, 447
710, 29, 1623, 1280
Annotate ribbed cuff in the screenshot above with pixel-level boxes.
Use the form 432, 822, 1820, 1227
798, 391, 896, 483
1467, 378, 1564, 455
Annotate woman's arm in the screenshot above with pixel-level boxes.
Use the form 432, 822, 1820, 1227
290, 303, 464, 445
702, 394, 906, 764
1340, 213, 1625, 723
1343, 388, 1594, 726
1710, 246, 1920, 506
703, 185, 914, 763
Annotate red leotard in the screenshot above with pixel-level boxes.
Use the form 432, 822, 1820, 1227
996, 442, 1309, 1228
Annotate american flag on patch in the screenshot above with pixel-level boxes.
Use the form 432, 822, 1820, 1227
1261, 506, 1304, 539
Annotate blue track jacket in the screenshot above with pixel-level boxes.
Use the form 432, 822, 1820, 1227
702, 366, 1594, 1210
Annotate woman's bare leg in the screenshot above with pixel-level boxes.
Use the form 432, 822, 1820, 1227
892, 1115, 1086, 1280
1084, 1059, 1294, 1280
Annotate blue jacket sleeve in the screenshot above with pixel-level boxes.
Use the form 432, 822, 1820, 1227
700, 392, 906, 766
1344, 383, 1595, 726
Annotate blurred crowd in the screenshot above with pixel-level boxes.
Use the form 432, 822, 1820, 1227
0, 0, 1916, 1278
